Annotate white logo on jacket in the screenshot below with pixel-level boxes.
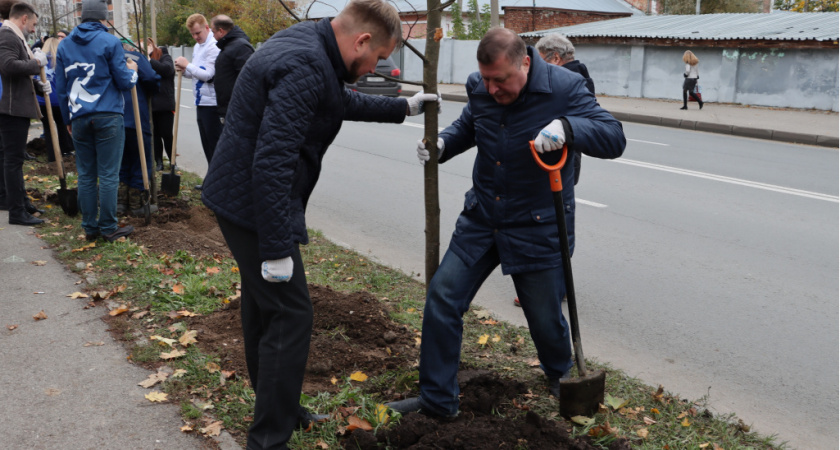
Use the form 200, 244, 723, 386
64, 62, 101, 115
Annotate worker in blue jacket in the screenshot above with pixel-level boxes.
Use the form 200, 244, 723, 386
388, 27, 626, 419
118, 41, 159, 215
55, 0, 138, 242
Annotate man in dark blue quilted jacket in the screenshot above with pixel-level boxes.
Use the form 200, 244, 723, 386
387, 28, 625, 419
201, 0, 438, 447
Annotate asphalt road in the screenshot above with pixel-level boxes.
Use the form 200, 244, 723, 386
175, 98, 839, 449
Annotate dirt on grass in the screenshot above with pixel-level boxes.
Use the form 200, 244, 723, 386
84, 188, 626, 449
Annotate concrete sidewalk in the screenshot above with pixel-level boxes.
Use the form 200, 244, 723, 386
404, 84, 839, 148
0, 129, 238, 449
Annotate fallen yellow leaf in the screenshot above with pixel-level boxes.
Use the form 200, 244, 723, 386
67, 291, 89, 299
643, 416, 657, 425
637, 427, 649, 439
150, 335, 177, 347
109, 304, 129, 316
681, 417, 691, 427
138, 372, 169, 388
172, 284, 185, 295
477, 334, 489, 345
200, 420, 223, 436
171, 369, 188, 378
206, 362, 221, 373
176, 309, 198, 317
330, 376, 338, 385
491, 334, 501, 343
33, 310, 48, 321
699, 444, 710, 449
231, 267, 239, 273
179, 330, 198, 347
160, 349, 186, 360
651, 407, 660, 414
180, 425, 193, 432
145, 391, 168, 402
571, 416, 595, 426
375, 404, 389, 425
31, 260, 47, 266
349, 371, 368, 382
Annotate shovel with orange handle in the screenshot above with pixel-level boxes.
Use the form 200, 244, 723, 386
529, 140, 605, 418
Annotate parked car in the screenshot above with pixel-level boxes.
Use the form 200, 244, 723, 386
346, 57, 402, 97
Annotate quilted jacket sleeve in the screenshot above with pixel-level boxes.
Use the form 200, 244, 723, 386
342, 88, 407, 123
561, 76, 625, 160
252, 54, 323, 261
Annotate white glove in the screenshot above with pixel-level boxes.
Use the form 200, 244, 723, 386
38, 80, 51, 95
261, 257, 294, 283
407, 91, 441, 116
33, 50, 48, 67
533, 119, 567, 153
416, 138, 444, 165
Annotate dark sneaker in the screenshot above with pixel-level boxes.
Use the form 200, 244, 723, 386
548, 371, 572, 399
193, 184, 203, 191
103, 225, 134, 242
385, 397, 457, 420
85, 232, 100, 242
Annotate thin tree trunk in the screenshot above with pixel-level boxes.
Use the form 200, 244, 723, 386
423, 0, 442, 286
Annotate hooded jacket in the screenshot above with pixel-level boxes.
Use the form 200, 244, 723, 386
438, 47, 625, 275
55, 22, 138, 123
202, 19, 409, 261
214, 26, 254, 116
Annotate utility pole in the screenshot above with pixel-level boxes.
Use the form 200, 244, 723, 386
49, 0, 57, 35
490, 0, 498, 27
695, 0, 701, 14
151, 0, 156, 42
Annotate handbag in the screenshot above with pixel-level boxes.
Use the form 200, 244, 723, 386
690, 83, 702, 102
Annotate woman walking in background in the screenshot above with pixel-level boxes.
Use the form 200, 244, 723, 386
36, 37, 75, 161
681, 50, 703, 110
147, 37, 176, 171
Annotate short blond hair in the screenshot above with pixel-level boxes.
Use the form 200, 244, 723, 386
186, 13, 208, 29
683, 50, 698, 66
336, 0, 402, 48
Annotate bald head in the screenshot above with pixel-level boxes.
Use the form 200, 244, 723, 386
211, 14, 234, 39
477, 27, 526, 68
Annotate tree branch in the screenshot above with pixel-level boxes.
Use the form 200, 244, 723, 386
402, 39, 428, 64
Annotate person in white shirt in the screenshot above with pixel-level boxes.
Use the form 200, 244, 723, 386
174, 13, 220, 189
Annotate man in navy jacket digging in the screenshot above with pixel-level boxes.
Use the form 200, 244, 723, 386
201, 0, 438, 448
387, 27, 626, 419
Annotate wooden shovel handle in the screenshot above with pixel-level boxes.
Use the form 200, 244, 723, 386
131, 85, 150, 192
171, 71, 182, 167
40, 66, 65, 179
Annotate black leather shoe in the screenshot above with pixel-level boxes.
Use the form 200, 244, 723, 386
26, 203, 45, 215
548, 371, 572, 399
85, 232, 100, 242
23, 151, 36, 161
679, 106, 688, 110
103, 225, 134, 242
9, 213, 44, 226
297, 408, 329, 429
193, 184, 203, 191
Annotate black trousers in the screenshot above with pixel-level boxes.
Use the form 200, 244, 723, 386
0, 115, 32, 217
682, 78, 702, 106
152, 110, 174, 165
216, 216, 312, 450
39, 104, 74, 162
196, 106, 223, 164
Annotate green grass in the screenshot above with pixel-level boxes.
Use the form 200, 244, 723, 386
21, 158, 788, 450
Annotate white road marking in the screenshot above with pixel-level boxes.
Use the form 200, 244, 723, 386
628, 138, 669, 146
614, 158, 839, 203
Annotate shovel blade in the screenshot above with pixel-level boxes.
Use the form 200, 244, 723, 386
58, 188, 78, 217
161, 172, 181, 196
558, 369, 606, 419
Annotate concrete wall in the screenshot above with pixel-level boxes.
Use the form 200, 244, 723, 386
395, 39, 839, 111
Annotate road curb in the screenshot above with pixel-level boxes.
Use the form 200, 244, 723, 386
402, 89, 837, 148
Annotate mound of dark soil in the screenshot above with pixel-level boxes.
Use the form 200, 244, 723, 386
188, 285, 419, 393
126, 202, 230, 258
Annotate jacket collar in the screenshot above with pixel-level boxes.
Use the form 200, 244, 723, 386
471, 46, 552, 100
217, 26, 249, 49
317, 18, 349, 84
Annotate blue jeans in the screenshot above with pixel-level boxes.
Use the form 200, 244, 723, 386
71, 113, 125, 235
418, 246, 574, 417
